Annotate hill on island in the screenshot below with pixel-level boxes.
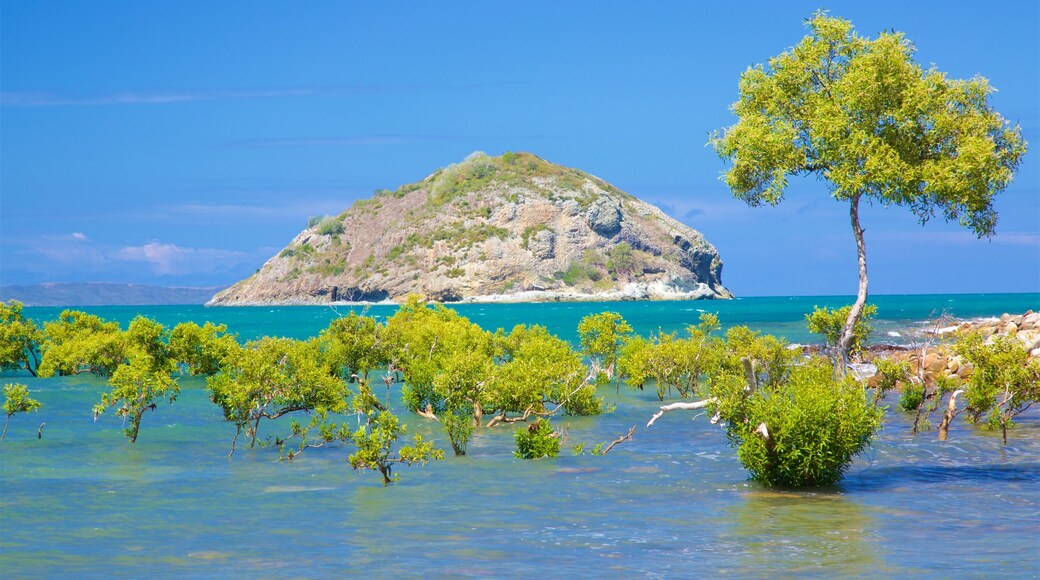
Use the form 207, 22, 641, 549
209, 152, 732, 305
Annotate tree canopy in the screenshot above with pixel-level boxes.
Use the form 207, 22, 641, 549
710, 11, 1026, 361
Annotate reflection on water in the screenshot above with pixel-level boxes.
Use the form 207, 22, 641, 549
723, 490, 882, 577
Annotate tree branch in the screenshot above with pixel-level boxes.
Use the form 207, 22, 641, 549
601, 426, 635, 455
646, 399, 717, 427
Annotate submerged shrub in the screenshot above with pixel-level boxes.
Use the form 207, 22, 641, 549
956, 332, 1040, 445
713, 357, 883, 487
2, 383, 42, 441
514, 418, 560, 459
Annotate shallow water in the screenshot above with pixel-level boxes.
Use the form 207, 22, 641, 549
3, 294, 1039, 577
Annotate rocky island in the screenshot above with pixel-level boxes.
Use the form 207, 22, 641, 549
209, 152, 732, 305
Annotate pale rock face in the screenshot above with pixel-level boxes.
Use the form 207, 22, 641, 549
208, 152, 732, 305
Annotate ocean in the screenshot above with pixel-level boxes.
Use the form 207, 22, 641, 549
2, 293, 1038, 577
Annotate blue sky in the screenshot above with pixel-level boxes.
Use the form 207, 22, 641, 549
2, 1, 1037, 296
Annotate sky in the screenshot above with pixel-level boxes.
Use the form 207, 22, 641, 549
2, 0, 1038, 297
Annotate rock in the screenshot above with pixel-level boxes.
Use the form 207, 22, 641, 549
585, 197, 623, 238
1006, 321, 1019, 335
926, 353, 946, 374
208, 152, 732, 305
1032, 348, 1040, 358
1021, 312, 1040, 330
528, 229, 555, 259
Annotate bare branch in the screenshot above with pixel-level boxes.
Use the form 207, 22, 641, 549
646, 398, 716, 427
601, 426, 635, 455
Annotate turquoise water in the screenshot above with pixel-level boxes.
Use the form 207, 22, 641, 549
3, 294, 1039, 577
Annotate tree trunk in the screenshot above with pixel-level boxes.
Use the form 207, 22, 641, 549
26, 349, 39, 377
250, 416, 262, 448
2, 414, 10, 441
838, 193, 869, 367
937, 389, 963, 441
129, 410, 143, 443
229, 426, 241, 459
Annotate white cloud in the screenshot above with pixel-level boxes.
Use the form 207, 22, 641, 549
115, 242, 254, 276
71, 232, 89, 241
873, 229, 1040, 246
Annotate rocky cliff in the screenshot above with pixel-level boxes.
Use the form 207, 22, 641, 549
208, 152, 732, 305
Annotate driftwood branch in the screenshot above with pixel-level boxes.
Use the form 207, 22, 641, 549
600, 426, 635, 455
646, 398, 716, 427
416, 403, 438, 421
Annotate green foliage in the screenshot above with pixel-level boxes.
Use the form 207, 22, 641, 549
0, 300, 43, 376
956, 333, 1040, 444
715, 357, 883, 487
91, 316, 180, 443
169, 321, 238, 376
806, 304, 877, 358
38, 310, 125, 377
617, 313, 723, 400
348, 379, 443, 484
899, 382, 925, 412
208, 337, 348, 455
617, 335, 653, 388
307, 215, 323, 228
520, 224, 549, 250
386, 300, 601, 450
577, 312, 633, 381
315, 215, 346, 236
385, 298, 495, 415
320, 312, 392, 381
634, 320, 882, 487
279, 407, 352, 461
606, 242, 637, 279
869, 357, 922, 411
513, 418, 560, 459
93, 353, 179, 443
711, 11, 1026, 364
554, 250, 606, 286
2, 383, 42, 441
440, 407, 476, 456
492, 324, 602, 417
709, 11, 1025, 233
306, 256, 347, 276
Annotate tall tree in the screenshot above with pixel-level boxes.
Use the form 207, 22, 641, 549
710, 12, 1026, 363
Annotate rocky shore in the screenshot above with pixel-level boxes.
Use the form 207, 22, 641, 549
861, 310, 1040, 387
